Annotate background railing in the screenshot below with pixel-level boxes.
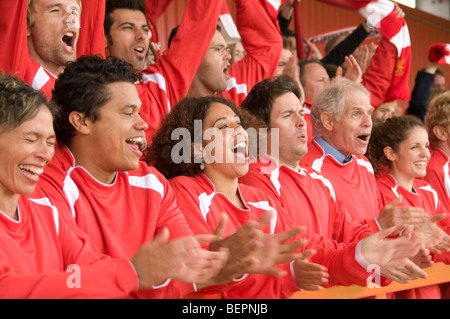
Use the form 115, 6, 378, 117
291, 262, 450, 299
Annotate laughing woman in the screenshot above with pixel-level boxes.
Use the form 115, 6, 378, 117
147, 95, 429, 299
367, 115, 450, 299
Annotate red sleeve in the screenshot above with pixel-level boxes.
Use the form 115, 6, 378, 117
309, 242, 374, 287
150, 170, 195, 240
145, 0, 174, 22
0, 201, 138, 299
331, 198, 376, 243
433, 211, 450, 265
361, 36, 397, 108
238, 163, 282, 202
224, 0, 282, 103
145, 0, 223, 105
0, 258, 137, 299
170, 178, 216, 236
78, 0, 106, 57
0, 1, 32, 80
425, 154, 450, 209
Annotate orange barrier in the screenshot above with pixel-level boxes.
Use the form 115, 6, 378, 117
291, 262, 450, 299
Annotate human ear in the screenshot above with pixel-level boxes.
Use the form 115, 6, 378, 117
383, 146, 396, 161
68, 111, 90, 135
320, 112, 334, 131
432, 125, 449, 142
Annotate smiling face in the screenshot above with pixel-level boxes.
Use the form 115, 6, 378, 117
386, 126, 430, 189
0, 106, 55, 199
268, 92, 307, 169
75, 82, 148, 183
202, 102, 249, 180
105, 8, 150, 72
27, 0, 81, 76
189, 30, 231, 96
324, 89, 373, 157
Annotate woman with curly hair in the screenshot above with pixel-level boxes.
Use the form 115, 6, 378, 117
147, 95, 430, 299
366, 115, 450, 299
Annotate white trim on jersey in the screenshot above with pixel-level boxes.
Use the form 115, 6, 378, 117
32, 66, 50, 91
63, 169, 80, 219
247, 201, 278, 234
29, 197, 60, 235
128, 174, 165, 198
141, 73, 171, 112
198, 191, 215, 222
419, 185, 439, 211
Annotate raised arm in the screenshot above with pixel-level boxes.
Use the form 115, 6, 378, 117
227, 0, 283, 94
144, 0, 223, 104
0, 2, 32, 81
78, 0, 106, 57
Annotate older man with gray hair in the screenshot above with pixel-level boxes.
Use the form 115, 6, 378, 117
301, 78, 428, 230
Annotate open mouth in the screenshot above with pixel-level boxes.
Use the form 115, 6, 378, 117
232, 141, 248, 162
126, 136, 147, 152
357, 134, 370, 143
134, 46, 146, 56
414, 160, 427, 168
62, 32, 75, 51
19, 164, 43, 181
223, 64, 230, 78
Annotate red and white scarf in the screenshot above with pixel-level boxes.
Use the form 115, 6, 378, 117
219, 0, 241, 44
429, 43, 450, 65
318, 0, 412, 104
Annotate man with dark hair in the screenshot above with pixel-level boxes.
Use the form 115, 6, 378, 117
104, 0, 150, 73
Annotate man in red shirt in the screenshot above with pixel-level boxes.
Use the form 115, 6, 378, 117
184, 0, 283, 107
298, 78, 429, 229
0, 0, 82, 99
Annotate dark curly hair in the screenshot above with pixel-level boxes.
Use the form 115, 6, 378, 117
146, 95, 254, 180
51, 55, 140, 147
366, 115, 425, 174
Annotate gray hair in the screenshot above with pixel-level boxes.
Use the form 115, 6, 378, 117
310, 78, 370, 137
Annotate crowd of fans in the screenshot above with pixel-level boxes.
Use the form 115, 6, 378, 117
0, 0, 449, 299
